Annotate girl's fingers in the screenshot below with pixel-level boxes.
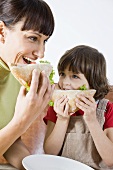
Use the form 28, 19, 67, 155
76, 102, 89, 110
69, 112, 75, 116
57, 97, 68, 108
76, 95, 97, 112
55, 96, 66, 105
54, 96, 69, 115
64, 102, 69, 114
76, 94, 95, 106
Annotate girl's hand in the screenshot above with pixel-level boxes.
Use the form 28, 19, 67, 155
54, 95, 71, 120
13, 69, 55, 133
75, 94, 97, 123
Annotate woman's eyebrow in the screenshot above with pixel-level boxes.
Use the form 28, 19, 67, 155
28, 31, 49, 40
29, 31, 41, 36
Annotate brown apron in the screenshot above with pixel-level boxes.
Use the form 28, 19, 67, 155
61, 99, 113, 170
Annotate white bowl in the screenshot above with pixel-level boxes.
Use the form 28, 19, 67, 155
22, 154, 94, 170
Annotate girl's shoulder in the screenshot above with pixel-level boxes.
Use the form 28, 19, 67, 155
106, 100, 113, 111
104, 101, 113, 129
97, 99, 113, 112
43, 106, 57, 124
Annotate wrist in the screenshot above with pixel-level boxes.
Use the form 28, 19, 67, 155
11, 116, 28, 135
56, 114, 70, 122
84, 117, 99, 128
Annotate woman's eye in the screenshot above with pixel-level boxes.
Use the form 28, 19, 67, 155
72, 75, 79, 79
44, 39, 48, 44
29, 36, 37, 42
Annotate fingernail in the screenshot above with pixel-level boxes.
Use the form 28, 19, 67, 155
41, 70, 45, 74
33, 69, 37, 73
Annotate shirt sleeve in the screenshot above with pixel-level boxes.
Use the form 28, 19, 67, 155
43, 106, 57, 124
104, 101, 113, 129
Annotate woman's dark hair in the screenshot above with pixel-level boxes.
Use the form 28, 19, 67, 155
58, 45, 110, 100
0, 0, 54, 36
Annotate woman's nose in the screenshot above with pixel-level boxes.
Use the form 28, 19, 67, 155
33, 45, 45, 59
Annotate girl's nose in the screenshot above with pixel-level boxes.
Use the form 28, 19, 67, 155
63, 77, 71, 86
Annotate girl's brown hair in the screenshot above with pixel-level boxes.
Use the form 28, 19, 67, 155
0, 0, 54, 36
58, 45, 109, 100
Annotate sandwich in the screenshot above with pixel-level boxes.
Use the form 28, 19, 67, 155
9, 61, 96, 113
8, 60, 55, 91
50, 85, 96, 113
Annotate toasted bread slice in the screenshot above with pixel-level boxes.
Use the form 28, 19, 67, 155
8, 63, 53, 87
52, 89, 96, 113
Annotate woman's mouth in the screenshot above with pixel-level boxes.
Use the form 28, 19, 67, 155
23, 56, 36, 64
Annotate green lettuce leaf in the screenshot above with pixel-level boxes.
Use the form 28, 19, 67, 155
49, 100, 54, 106
39, 60, 55, 85
26, 60, 55, 91
79, 84, 87, 90
24, 82, 30, 91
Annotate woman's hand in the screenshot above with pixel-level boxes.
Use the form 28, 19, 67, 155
54, 95, 71, 120
75, 94, 97, 123
13, 69, 55, 133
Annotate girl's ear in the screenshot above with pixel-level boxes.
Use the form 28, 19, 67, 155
0, 21, 6, 44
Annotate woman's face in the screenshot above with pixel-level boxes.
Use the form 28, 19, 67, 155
58, 66, 89, 90
1, 20, 49, 64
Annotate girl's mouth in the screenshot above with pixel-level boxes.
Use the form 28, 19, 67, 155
23, 56, 36, 64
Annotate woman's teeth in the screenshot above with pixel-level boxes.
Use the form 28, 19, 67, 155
23, 57, 36, 64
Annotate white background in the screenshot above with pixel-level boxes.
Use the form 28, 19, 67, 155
44, 0, 113, 84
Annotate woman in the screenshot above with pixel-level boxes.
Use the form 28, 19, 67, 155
0, 0, 54, 169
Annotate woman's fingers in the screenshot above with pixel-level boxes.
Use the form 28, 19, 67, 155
29, 69, 40, 94
43, 79, 55, 102
29, 70, 51, 100
37, 71, 50, 97
16, 86, 26, 103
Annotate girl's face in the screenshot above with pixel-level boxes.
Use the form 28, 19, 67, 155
58, 66, 90, 90
0, 20, 49, 64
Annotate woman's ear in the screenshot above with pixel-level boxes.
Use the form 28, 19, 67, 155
0, 21, 5, 43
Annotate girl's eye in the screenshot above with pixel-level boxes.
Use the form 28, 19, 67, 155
28, 36, 38, 42
72, 75, 79, 79
59, 72, 65, 77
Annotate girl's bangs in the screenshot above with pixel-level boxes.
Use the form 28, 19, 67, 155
58, 54, 85, 74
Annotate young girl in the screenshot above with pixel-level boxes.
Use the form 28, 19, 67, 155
44, 45, 113, 170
